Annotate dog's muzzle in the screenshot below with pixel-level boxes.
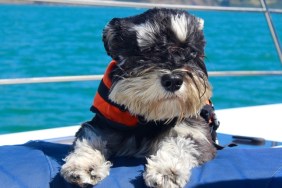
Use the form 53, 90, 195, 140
161, 73, 183, 92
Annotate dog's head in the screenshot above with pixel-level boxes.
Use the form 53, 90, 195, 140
102, 8, 212, 122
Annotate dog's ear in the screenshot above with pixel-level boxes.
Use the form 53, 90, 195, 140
103, 18, 138, 61
197, 17, 204, 30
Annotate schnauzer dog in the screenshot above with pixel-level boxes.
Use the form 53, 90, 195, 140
61, 8, 216, 188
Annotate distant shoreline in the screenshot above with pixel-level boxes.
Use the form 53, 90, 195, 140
1, 0, 282, 7
0, 0, 32, 4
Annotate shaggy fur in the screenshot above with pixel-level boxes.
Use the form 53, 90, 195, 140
61, 8, 216, 188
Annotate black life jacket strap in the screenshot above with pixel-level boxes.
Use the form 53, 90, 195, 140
200, 100, 237, 150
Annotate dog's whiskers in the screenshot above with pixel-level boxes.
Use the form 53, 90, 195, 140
182, 68, 208, 101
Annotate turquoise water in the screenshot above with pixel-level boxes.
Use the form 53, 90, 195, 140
0, 4, 282, 134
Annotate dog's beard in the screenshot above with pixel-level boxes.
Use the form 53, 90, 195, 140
109, 68, 212, 122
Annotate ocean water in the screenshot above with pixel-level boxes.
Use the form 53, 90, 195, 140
0, 4, 282, 134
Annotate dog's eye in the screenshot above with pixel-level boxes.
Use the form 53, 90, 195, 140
190, 51, 198, 59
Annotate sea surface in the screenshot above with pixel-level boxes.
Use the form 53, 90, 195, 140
0, 4, 282, 135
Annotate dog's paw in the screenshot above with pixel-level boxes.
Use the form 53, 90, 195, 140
60, 151, 112, 187
143, 170, 188, 188
143, 158, 190, 188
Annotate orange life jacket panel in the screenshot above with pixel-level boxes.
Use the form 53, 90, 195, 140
91, 60, 138, 127
90, 60, 217, 142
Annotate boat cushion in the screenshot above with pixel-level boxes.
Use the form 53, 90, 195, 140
0, 141, 281, 188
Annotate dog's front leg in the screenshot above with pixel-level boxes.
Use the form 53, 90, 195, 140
60, 125, 112, 187
143, 137, 201, 188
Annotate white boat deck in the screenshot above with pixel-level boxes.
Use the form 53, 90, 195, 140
216, 103, 282, 143
0, 104, 281, 146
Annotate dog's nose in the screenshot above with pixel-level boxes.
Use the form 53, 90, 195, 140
161, 74, 183, 92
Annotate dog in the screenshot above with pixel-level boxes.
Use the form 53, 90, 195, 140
61, 8, 216, 188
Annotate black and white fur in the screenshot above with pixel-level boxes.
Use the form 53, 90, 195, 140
61, 8, 216, 188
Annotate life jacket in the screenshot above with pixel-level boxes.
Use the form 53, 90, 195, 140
90, 60, 177, 136
91, 60, 139, 128
201, 100, 237, 149
90, 60, 224, 146
200, 100, 220, 142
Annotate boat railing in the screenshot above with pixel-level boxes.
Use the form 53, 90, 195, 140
0, 0, 281, 85
30, 0, 282, 63
30, 0, 282, 13
1, 71, 282, 85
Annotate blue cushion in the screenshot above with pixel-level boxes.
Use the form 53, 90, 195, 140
0, 141, 281, 188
